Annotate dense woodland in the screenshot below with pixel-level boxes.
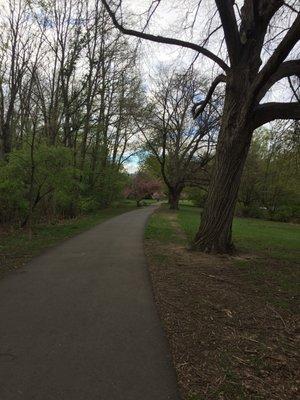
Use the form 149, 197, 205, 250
0, 0, 299, 249
0, 0, 144, 232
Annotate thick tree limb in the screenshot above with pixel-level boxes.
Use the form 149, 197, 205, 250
215, 0, 241, 65
252, 13, 300, 101
192, 74, 226, 118
101, 0, 229, 72
252, 102, 300, 128
257, 60, 300, 102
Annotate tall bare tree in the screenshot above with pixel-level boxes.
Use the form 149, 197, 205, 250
0, 0, 33, 159
139, 69, 218, 209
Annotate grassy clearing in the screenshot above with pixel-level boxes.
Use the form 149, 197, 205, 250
145, 206, 300, 400
177, 205, 300, 263
0, 202, 136, 277
233, 217, 300, 263
177, 205, 300, 310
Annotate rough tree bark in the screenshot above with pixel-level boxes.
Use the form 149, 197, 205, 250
194, 71, 253, 252
168, 185, 184, 210
167, 184, 183, 210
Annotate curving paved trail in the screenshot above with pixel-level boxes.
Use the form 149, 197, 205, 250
0, 205, 180, 400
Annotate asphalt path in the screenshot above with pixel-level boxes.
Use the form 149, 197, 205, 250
0, 205, 180, 400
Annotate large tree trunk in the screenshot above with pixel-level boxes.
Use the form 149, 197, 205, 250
169, 186, 183, 210
193, 72, 253, 253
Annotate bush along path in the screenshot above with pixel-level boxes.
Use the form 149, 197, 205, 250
0, 205, 180, 400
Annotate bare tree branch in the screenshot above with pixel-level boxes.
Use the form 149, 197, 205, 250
215, 0, 241, 65
257, 59, 300, 102
252, 101, 300, 128
101, 0, 229, 72
192, 74, 226, 118
252, 13, 300, 101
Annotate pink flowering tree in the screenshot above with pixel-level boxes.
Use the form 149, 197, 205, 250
124, 173, 161, 207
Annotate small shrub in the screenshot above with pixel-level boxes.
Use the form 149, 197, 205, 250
270, 205, 300, 223
78, 197, 99, 213
235, 203, 268, 219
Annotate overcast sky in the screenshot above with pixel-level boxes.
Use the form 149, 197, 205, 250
118, 0, 299, 103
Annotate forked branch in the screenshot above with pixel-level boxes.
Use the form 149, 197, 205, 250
252, 13, 300, 101
257, 60, 300, 102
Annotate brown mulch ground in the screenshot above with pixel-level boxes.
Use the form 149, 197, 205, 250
145, 232, 299, 399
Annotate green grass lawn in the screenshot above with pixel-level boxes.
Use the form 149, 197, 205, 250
177, 205, 300, 310
145, 210, 176, 242
141, 198, 159, 205
177, 205, 300, 263
0, 202, 136, 276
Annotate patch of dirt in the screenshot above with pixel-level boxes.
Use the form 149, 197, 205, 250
167, 211, 188, 241
145, 237, 299, 399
